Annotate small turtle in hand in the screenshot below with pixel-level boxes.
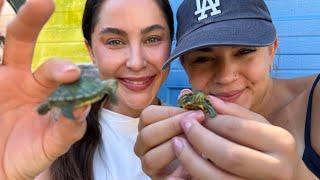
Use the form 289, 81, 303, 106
178, 91, 216, 118
37, 64, 117, 120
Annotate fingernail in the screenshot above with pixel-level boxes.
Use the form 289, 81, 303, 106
62, 64, 78, 73
207, 95, 225, 107
181, 118, 194, 133
79, 106, 91, 122
177, 89, 193, 100
186, 111, 205, 123
172, 137, 184, 156
84, 106, 91, 116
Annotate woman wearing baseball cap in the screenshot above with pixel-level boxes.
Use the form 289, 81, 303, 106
135, 0, 320, 179
0, 0, 174, 179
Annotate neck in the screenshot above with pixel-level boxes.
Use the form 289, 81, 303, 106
252, 78, 278, 122
252, 78, 295, 124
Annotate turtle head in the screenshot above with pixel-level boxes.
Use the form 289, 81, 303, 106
103, 79, 118, 104
37, 102, 51, 115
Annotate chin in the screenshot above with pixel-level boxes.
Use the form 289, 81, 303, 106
125, 95, 155, 109
125, 100, 152, 111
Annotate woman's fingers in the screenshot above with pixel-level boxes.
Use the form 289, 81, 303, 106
180, 119, 283, 179
0, 0, 4, 12
172, 137, 244, 180
140, 140, 176, 176
43, 105, 90, 160
166, 165, 192, 180
177, 89, 193, 100
32, 59, 80, 90
139, 105, 185, 130
207, 96, 269, 124
204, 115, 295, 153
4, 0, 55, 68
135, 110, 204, 157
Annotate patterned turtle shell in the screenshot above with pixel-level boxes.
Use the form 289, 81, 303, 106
178, 91, 216, 118
37, 64, 117, 120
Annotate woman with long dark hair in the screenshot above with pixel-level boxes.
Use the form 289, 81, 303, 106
0, 0, 173, 179
48, 0, 174, 179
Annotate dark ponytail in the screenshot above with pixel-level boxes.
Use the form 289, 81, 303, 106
50, 0, 174, 179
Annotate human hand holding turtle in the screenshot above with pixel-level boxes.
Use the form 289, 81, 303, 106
0, 0, 109, 179
135, 89, 310, 179
37, 65, 117, 120
134, 89, 206, 179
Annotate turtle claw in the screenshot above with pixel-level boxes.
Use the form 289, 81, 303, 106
61, 106, 75, 120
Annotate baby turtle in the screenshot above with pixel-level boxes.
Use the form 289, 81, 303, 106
37, 65, 118, 120
178, 91, 216, 118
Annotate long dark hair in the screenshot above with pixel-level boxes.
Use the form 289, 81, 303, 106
50, 0, 174, 180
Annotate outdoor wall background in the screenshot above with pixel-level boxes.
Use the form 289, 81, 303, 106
32, 0, 90, 70
159, 0, 320, 105
6, 0, 319, 105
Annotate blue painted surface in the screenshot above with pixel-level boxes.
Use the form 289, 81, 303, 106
158, 0, 320, 105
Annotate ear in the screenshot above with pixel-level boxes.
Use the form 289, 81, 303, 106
85, 40, 96, 65
179, 55, 185, 67
269, 38, 279, 55
268, 38, 279, 66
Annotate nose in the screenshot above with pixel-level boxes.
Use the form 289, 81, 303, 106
214, 61, 239, 85
126, 43, 146, 71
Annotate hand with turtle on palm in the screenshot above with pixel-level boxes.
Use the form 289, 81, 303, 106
0, 0, 91, 179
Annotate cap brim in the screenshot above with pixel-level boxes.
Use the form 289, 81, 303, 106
163, 19, 276, 68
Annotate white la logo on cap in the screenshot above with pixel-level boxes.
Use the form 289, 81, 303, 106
195, 0, 221, 21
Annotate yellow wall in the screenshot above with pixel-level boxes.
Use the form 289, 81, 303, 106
32, 0, 90, 70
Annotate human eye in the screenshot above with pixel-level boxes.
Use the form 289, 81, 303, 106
105, 39, 125, 46
235, 47, 257, 56
145, 36, 162, 45
191, 56, 214, 65
0, 35, 5, 48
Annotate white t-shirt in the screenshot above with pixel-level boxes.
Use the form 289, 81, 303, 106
93, 108, 151, 180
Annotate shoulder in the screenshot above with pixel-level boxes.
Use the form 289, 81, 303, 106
279, 75, 317, 95
271, 74, 320, 158
309, 74, 320, 156
270, 75, 317, 111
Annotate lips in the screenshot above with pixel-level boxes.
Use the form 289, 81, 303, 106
213, 89, 244, 102
119, 75, 156, 92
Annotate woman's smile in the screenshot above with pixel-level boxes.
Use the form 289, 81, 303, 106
119, 75, 156, 92
213, 89, 245, 102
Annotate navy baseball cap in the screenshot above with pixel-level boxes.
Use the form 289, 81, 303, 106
163, 0, 277, 68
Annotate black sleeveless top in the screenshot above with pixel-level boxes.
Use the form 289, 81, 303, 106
303, 74, 320, 178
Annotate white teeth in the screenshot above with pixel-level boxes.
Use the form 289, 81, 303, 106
123, 79, 149, 85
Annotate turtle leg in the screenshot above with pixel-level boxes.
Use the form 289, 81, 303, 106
37, 102, 50, 115
61, 105, 75, 120
205, 104, 216, 118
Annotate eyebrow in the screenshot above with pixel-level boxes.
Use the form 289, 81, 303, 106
141, 24, 166, 34
99, 24, 166, 36
195, 47, 214, 52
100, 27, 127, 36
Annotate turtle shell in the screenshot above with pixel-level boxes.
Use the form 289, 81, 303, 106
48, 76, 109, 105
178, 91, 216, 118
37, 64, 118, 120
